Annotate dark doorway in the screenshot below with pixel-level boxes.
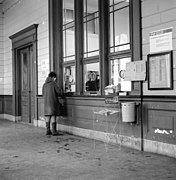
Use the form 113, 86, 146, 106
9, 24, 38, 123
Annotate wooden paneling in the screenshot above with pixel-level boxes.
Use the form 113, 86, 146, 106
37, 96, 141, 139
143, 97, 176, 144
4, 96, 13, 115
148, 110, 174, 130
0, 96, 3, 113
0, 95, 13, 115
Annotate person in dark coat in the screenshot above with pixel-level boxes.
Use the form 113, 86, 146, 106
42, 72, 61, 136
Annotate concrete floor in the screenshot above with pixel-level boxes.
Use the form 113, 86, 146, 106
0, 119, 176, 180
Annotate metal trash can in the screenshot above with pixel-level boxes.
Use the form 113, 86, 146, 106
121, 102, 135, 122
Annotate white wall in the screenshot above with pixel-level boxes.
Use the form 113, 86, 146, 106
2, 0, 49, 95
0, 4, 4, 95
142, 0, 176, 95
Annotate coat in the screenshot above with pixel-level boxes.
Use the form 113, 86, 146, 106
42, 77, 61, 116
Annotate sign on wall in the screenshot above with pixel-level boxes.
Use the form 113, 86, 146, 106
147, 51, 173, 90
124, 60, 146, 81
149, 27, 173, 53
41, 59, 49, 78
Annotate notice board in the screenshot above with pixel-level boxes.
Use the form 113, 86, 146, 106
124, 60, 146, 81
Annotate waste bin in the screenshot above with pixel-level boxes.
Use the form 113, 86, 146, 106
121, 102, 135, 122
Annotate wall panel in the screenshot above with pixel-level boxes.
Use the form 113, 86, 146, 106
38, 96, 141, 140
143, 98, 176, 144
4, 95, 12, 115
0, 95, 12, 115
0, 96, 3, 113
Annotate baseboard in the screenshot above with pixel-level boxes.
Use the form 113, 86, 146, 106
33, 119, 45, 128
56, 123, 141, 151
144, 139, 176, 158
0, 114, 21, 122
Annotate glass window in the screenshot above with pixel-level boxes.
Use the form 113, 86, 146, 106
109, 1, 131, 92
109, 0, 130, 53
52, 0, 140, 96
83, 0, 100, 95
110, 58, 131, 91
84, 0, 99, 58
64, 65, 75, 93
63, 1, 76, 93
84, 62, 100, 93
63, 0, 75, 62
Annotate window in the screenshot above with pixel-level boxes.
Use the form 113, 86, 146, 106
63, 0, 75, 93
64, 65, 76, 93
84, 62, 100, 93
63, 3, 75, 62
109, 0, 130, 53
109, 0, 131, 92
53, 0, 140, 95
83, 0, 99, 58
83, 0, 100, 95
110, 58, 131, 91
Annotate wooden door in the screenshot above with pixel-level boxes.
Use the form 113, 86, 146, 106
20, 46, 35, 123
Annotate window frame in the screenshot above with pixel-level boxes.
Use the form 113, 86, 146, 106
83, 9, 100, 58
62, 3, 76, 62
49, 0, 141, 97
109, 0, 130, 54
82, 0, 100, 95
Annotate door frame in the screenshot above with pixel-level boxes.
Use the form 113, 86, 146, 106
9, 24, 38, 122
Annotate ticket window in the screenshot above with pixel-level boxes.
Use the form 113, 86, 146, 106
110, 58, 131, 92
64, 66, 75, 93
84, 62, 100, 94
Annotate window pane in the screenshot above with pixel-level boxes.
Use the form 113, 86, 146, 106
84, 0, 98, 15
110, 0, 126, 6
110, 58, 131, 91
63, 28, 75, 61
84, 63, 100, 92
63, 0, 75, 62
63, 0, 74, 24
114, 7, 130, 50
84, 19, 99, 57
110, 0, 130, 53
110, 13, 114, 51
64, 65, 75, 93
84, 0, 99, 58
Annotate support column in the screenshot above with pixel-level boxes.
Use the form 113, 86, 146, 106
48, 0, 63, 89
99, 0, 109, 95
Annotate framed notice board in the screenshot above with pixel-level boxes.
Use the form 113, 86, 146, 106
147, 51, 173, 90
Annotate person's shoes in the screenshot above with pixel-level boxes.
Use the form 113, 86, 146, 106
46, 130, 52, 135
52, 122, 59, 136
46, 122, 52, 135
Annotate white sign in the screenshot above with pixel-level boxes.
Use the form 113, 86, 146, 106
149, 27, 172, 53
124, 60, 146, 81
